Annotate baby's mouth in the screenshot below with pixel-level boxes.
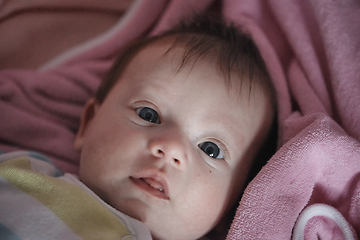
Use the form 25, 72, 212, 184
131, 176, 170, 200
141, 178, 165, 193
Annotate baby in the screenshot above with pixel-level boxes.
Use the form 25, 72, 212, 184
0, 16, 276, 240
74, 16, 276, 239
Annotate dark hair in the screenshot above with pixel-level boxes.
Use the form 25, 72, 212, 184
95, 15, 276, 111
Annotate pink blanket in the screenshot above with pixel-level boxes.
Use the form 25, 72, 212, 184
1, 0, 359, 238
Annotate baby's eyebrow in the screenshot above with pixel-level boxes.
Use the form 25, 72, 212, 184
201, 120, 245, 149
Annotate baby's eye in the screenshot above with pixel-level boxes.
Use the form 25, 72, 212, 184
136, 107, 161, 124
198, 141, 224, 159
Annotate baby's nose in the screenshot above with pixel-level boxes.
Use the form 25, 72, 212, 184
148, 133, 188, 170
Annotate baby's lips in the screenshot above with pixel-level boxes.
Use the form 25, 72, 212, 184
131, 171, 170, 199
143, 177, 165, 192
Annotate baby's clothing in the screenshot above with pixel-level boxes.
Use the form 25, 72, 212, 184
0, 151, 152, 240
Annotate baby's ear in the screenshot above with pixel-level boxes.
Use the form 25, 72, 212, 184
74, 98, 100, 151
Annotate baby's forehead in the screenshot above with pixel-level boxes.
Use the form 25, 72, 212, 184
114, 34, 274, 120
122, 38, 270, 114
129, 35, 256, 93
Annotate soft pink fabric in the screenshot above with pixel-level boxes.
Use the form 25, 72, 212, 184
0, 0, 172, 173
222, 1, 360, 239
227, 114, 360, 239
0, 0, 359, 238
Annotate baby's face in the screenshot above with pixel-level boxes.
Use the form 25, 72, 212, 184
75, 39, 272, 239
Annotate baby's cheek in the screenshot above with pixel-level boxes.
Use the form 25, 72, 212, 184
194, 181, 230, 223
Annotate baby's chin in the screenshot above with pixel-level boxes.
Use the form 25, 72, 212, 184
145, 222, 211, 240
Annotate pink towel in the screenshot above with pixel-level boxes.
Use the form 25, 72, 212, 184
222, 1, 360, 238
1, 0, 359, 238
227, 113, 360, 239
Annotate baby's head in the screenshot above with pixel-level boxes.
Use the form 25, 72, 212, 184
74, 16, 276, 239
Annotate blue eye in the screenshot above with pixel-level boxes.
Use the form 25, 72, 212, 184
137, 107, 160, 124
198, 141, 224, 159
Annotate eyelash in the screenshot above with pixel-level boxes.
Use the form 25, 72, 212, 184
136, 106, 161, 124
198, 141, 224, 159
200, 138, 229, 160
